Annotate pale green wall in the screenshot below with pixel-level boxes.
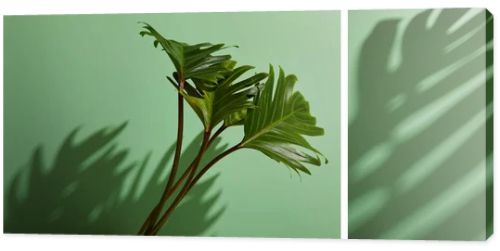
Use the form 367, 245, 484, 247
4, 11, 340, 238
348, 9, 493, 240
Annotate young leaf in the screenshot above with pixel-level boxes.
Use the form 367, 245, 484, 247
179, 65, 268, 130
241, 66, 326, 174
140, 23, 234, 87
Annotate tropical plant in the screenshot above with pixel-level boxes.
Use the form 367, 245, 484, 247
138, 23, 327, 235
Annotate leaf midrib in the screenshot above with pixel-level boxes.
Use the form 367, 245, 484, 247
241, 111, 295, 146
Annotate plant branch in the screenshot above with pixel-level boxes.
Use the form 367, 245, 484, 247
163, 125, 225, 198
209, 124, 226, 145
139, 79, 185, 234
138, 124, 228, 234
188, 143, 241, 190
148, 142, 241, 235
146, 130, 212, 235
165, 80, 185, 194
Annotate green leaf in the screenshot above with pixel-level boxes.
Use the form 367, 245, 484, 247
140, 24, 267, 131
241, 66, 326, 174
179, 65, 268, 130
224, 108, 248, 127
140, 23, 234, 86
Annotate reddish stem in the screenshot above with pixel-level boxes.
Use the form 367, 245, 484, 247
148, 142, 241, 235
138, 79, 185, 234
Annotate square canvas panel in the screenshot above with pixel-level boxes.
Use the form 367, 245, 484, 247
348, 8, 493, 240
3, 11, 341, 238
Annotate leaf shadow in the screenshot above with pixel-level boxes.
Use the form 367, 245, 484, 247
348, 9, 493, 240
5, 122, 227, 236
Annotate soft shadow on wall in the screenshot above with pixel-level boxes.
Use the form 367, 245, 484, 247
5, 122, 227, 236
349, 9, 493, 240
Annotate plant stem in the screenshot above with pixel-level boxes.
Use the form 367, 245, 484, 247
188, 143, 241, 190
146, 131, 211, 235
139, 79, 185, 234
209, 124, 226, 145
147, 131, 215, 235
164, 89, 185, 194
148, 142, 241, 235
138, 125, 227, 235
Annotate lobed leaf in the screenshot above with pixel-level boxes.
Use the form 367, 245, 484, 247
241, 66, 326, 174
179, 65, 268, 130
141, 23, 266, 130
140, 23, 234, 86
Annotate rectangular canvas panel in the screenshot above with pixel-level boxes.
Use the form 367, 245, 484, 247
3, 11, 341, 238
348, 8, 493, 240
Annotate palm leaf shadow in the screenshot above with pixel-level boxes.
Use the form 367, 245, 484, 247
5, 122, 227, 236
349, 9, 493, 240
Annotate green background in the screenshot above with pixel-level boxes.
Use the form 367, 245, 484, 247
348, 9, 493, 240
4, 11, 340, 238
